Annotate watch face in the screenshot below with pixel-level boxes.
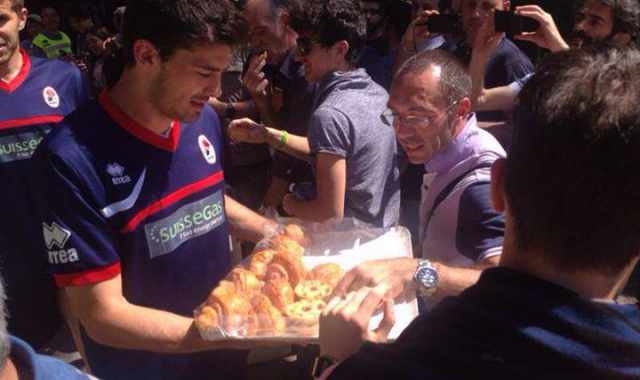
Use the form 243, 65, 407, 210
417, 266, 438, 289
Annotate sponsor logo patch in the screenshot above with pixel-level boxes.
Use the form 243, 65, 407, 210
198, 135, 217, 165
106, 162, 132, 185
42, 86, 60, 108
144, 191, 225, 259
43, 222, 79, 264
0, 129, 49, 163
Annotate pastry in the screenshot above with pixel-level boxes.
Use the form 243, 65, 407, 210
194, 305, 220, 331
265, 263, 289, 283
248, 249, 276, 279
229, 268, 263, 294
271, 235, 305, 257
270, 250, 306, 287
283, 224, 310, 247
295, 280, 331, 301
309, 263, 344, 289
208, 286, 256, 334
263, 277, 295, 312
284, 299, 326, 327
250, 294, 286, 334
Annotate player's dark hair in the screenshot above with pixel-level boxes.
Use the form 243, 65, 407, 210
122, 0, 246, 66
507, 45, 640, 274
288, 0, 367, 65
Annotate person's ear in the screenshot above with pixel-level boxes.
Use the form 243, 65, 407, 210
333, 40, 350, 62
611, 32, 632, 47
457, 97, 472, 117
490, 158, 506, 212
133, 39, 161, 67
18, 8, 28, 31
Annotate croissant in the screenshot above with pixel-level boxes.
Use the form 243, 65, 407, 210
203, 281, 257, 334
229, 268, 263, 294
194, 305, 220, 332
270, 235, 305, 258
263, 277, 295, 312
270, 250, 306, 287
283, 224, 310, 247
248, 249, 276, 279
250, 294, 286, 334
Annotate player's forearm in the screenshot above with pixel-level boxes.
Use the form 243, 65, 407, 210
265, 128, 312, 161
225, 194, 276, 242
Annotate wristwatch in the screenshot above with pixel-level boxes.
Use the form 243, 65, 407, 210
224, 102, 236, 119
414, 259, 439, 297
312, 355, 338, 378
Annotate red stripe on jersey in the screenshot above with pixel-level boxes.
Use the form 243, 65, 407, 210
121, 171, 225, 233
0, 115, 64, 130
54, 262, 122, 288
98, 90, 181, 152
0, 49, 31, 93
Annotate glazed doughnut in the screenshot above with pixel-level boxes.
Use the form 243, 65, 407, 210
309, 263, 344, 289
294, 280, 331, 301
263, 278, 295, 312
270, 250, 306, 287
284, 299, 326, 327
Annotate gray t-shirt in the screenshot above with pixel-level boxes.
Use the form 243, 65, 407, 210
308, 69, 400, 228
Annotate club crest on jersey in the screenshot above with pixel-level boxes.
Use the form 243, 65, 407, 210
198, 135, 216, 165
107, 163, 132, 185
42, 86, 60, 108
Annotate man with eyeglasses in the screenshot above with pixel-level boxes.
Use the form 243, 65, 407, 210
229, 0, 400, 228
332, 49, 505, 309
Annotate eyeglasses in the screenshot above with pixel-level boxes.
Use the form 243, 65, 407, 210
296, 36, 320, 57
380, 102, 459, 129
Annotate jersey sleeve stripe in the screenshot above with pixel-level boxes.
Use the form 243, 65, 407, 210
53, 262, 121, 287
121, 171, 225, 233
0, 115, 64, 130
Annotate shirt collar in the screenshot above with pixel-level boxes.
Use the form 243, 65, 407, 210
425, 113, 478, 174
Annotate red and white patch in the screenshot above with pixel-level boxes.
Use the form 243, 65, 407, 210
198, 135, 216, 165
42, 86, 60, 108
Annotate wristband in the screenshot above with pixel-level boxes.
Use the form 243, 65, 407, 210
279, 130, 289, 148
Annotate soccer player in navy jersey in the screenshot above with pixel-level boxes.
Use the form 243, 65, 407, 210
35, 1, 278, 379
0, 0, 89, 349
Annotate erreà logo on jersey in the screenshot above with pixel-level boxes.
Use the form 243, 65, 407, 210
43, 222, 79, 264
198, 135, 216, 165
107, 163, 132, 185
42, 86, 60, 108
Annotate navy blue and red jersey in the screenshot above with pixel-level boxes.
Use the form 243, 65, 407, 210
0, 49, 89, 348
35, 91, 246, 380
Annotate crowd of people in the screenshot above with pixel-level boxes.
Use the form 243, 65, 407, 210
1, 0, 640, 379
